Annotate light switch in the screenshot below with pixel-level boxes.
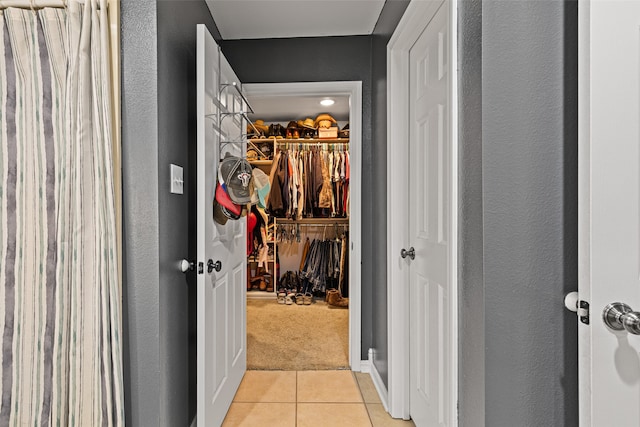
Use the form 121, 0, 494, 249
170, 164, 184, 195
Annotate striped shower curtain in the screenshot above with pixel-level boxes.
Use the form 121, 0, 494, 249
0, 1, 124, 425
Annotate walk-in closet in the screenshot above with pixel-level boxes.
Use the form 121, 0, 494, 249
242, 87, 355, 370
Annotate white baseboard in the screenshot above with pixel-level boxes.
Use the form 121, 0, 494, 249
368, 348, 389, 412
359, 359, 370, 373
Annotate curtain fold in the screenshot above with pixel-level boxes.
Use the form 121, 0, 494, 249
0, 1, 124, 425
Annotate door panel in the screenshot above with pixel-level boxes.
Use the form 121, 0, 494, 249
580, 1, 640, 425
196, 24, 246, 427
409, 2, 451, 426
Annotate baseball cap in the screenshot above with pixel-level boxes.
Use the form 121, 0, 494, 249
251, 168, 270, 209
219, 155, 253, 205
213, 181, 241, 225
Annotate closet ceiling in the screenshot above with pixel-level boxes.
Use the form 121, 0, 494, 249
205, 0, 386, 40
247, 94, 350, 123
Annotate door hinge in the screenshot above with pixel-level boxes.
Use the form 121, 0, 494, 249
578, 300, 590, 325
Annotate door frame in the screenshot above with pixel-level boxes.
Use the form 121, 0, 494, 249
242, 81, 363, 371
577, 0, 592, 424
386, 0, 459, 421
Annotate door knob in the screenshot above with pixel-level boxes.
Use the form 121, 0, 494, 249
400, 247, 415, 260
603, 302, 640, 335
207, 259, 222, 273
179, 259, 195, 273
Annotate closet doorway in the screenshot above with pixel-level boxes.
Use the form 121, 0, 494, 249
243, 81, 362, 371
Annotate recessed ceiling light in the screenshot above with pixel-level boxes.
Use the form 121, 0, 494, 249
320, 98, 335, 107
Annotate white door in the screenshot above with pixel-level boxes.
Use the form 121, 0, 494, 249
408, 2, 452, 426
579, 1, 640, 425
196, 24, 246, 427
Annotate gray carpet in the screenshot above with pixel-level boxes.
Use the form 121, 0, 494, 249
247, 299, 349, 370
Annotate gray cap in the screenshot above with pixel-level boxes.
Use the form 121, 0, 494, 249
219, 155, 253, 205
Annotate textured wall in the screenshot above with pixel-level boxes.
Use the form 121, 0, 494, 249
457, 0, 485, 424
121, 0, 220, 424
121, 0, 160, 424
481, 1, 578, 425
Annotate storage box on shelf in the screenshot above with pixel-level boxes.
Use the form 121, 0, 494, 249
318, 127, 338, 139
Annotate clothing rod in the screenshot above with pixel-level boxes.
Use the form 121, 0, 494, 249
277, 223, 349, 227
277, 218, 349, 224
0, 0, 102, 9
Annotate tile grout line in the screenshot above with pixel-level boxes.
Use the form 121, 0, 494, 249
355, 372, 375, 427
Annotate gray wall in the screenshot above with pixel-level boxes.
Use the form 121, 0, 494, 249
479, 1, 579, 425
457, 0, 485, 424
121, 0, 220, 424
121, 0, 160, 423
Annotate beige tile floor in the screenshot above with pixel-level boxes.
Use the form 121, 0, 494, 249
223, 370, 415, 427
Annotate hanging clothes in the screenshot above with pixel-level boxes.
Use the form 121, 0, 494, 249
318, 150, 333, 209
268, 144, 350, 219
339, 231, 349, 297
299, 237, 310, 271
267, 151, 286, 217
299, 237, 348, 294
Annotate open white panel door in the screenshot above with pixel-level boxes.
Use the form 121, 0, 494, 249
408, 1, 453, 426
196, 24, 246, 427
579, 1, 640, 425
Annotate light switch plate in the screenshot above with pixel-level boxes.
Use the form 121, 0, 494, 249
170, 164, 184, 194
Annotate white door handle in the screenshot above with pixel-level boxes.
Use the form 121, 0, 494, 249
564, 291, 579, 312
180, 259, 195, 273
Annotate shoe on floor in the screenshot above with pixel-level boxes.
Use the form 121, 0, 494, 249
285, 291, 295, 305
303, 292, 313, 305
327, 289, 348, 308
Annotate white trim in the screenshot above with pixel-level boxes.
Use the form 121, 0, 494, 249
359, 359, 371, 373
386, 7, 412, 419
577, 0, 591, 425
243, 81, 363, 372
369, 349, 391, 414
387, 0, 459, 423
450, 0, 460, 422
